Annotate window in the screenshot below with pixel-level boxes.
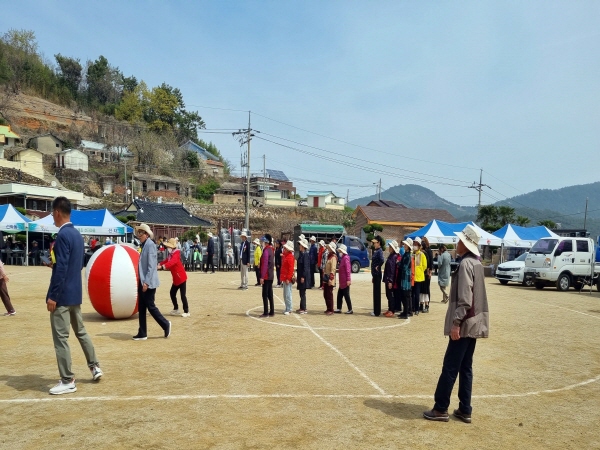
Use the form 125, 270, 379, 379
155, 182, 159, 191
556, 240, 573, 253
348, 238, 364, 251
530, 239, 557, 255
142, 181, 147, 192
32, 201, 37, 210
576, 240, 589, 252
56, 143, 59, 148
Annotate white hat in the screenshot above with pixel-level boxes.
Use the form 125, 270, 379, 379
241, 232, 247, 237
456, 224, 481, 256
337, 244, 348, 255
283, 241, 294, 252
299, 234, 305, 240
319, 240, 325, 246
134, 223, 154, 240
175, 237, 179, 241
207, 232, 213, 238
310, 235, 316, 242
298, 238, 309, 249
227, 242, 231, 247
389, 240, 399, 253
327, 242, 337, 253
401, 237, 413, 248
253, 238, 260, 245
413, 237, 422, 246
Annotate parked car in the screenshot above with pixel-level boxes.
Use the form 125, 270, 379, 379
495, 252, 531, 286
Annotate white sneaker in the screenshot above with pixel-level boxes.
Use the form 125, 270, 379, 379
283, 311, 290, 315
49, 379, 77, 395
169, 309, 180, 316
181, 312, 190, 318
90, 364, 103, 381
3, 311, 16, 316
299, 310, 308, 315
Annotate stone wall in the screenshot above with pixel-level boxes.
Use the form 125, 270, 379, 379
185, 203, 352, 238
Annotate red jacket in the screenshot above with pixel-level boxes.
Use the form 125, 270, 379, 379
317, 247, 325, 269
280, 251, 295, 282
160, 249, 187, 286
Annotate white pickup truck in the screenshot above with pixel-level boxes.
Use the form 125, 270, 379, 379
524, 237, 600, 291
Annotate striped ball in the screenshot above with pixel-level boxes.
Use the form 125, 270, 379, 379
85, 244, 140, 319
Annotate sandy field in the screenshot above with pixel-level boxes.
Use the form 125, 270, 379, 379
1, 265, 600, 450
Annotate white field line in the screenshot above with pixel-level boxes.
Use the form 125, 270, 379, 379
525, 298, 600, 320
2, 373, 600, 405
272, 292, 387, 395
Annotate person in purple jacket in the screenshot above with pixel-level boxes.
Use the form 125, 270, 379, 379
334, 244, 353, 314
259, 234, 275, 317
383, 240, 399, 317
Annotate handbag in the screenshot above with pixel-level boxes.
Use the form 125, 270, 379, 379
323, 273, 330, 282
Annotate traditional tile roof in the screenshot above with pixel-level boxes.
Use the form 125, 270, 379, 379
354, 205, 456, 225
367, 200, 407, 208
128, 200, 212, 227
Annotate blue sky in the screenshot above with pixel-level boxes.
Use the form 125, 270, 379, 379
4, 1, 600, 207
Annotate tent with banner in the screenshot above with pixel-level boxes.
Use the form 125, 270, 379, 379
491, 224, 559, 248
404, 220, 499, 246
0, 204, 31, 232
28, 209, 133, 235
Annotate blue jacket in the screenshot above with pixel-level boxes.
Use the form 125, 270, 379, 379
139, 238, 160, 289
371, 248, 384, 277
207, 237, 214, 254
240, 239, 250, 265
309, 243, 318, 265
46, 223, 84, 306
297, 250, 311, 290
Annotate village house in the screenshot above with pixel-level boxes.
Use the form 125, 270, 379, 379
179, 140, 225, 178
0, 182, 83, 218
306, 191, 346, 210
132, 171, 195, 199
79, 140, 132, 162
0, 125, 22, 158
55, 148, 89, 171
27, 133, 66, 155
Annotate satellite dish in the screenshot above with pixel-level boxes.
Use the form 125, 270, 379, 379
51, 181, 57, 187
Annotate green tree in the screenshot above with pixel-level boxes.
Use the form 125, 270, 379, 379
477, 205, 499, 232
55, 53, 82, 99
515, 215, 530, 226
497, 206, 516, 226
184, 150, 200, 168
363, 223, 385, 249
196, 180, 220, 202
115, 81, 148, 123
538, 219, 556, 229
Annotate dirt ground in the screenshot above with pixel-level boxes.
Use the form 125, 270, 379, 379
1, 265, 600, 450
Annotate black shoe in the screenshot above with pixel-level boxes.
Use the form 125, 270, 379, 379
453, 409, 472, 423
398, 315, 408, 319
423, 408, 449, 422
423, 307, 429, 313
132, 334, 147, 341
345, 310, 353, 314
415, 310, 419, 316
268, 313, 275, 317
407, 312, 413, 317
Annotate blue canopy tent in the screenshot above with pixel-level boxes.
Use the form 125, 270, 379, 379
0, 205, 32, 265
404, 220, 499, 245
28, 209, 133, 235
492, 224, 559, 248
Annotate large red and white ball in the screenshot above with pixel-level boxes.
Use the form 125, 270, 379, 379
85, 244, 140, 319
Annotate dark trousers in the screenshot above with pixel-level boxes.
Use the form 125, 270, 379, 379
170, 281, 188, 313
255, 266, 261, 284
385, 285, 395, 312
323, 284, 334, 312
276, 266, 281, 285
399, 288, 411, 315
412, 281, 422, 313
205, 254, 215, 273
336, 286, 352, 311
423, 276, 431, 299
393, 288, 403, 313
262, 280, 274, 315
299, 288, 307, 310
319, 268, 324, 287
137, 284, 169, 337
0, 278, 14, 313
434, 337, 477, 415
372, 273, 382, 316
310, 266, 315, 288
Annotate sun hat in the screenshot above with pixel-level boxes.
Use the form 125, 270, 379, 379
227, 242, 232, 247
310, 236, 316, 242
319, 240, 325, 246
253, 238, 260, 245
299, 234, 305, 240
175, 237, 179, 241
389, 240, 399, 253
283, 241, 294, 252
455, 224, 481, 256
327, 242, 337, 253
413, 237, 422, 246
163, 238, 177, 249
401, 237, 413, 248
337, 244, 348, 255
135, 223, 154, 240
241, 232, 247, 237
207, 232, 213, 238
298, 238, 309, 249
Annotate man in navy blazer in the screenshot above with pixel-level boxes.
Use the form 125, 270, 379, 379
238, 232, 250, 290
45, 196, 102, 395
309, 236, 318, 288
205, 232, 215, 273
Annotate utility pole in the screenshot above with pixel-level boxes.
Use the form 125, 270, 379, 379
584, 197, 589, 230
346, 189, 349, 205
469, 169, 490, 213
263, 154, 266, 198
123, 160, 127, 203
233, 112, 254, 231
378, 178, 382, 201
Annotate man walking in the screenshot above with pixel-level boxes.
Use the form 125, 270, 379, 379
423, 225, 489, 423
45, 196, 102, 395
239, 232, 250, 290
437, 244, 451, 303
133, 223, 171, 340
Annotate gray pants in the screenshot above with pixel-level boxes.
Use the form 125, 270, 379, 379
240, 264, 248, 288
439, 284, 449, 303
50, 305, 98, 382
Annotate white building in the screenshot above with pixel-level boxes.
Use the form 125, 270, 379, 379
56, 148, 89, 171
306, 191, 346, 209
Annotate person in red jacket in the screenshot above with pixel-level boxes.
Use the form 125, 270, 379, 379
280, 240, 296, 314
158, 238, 190, 317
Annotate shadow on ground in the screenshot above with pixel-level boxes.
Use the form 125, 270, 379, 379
364, 399, 429, 421
0, 374, 94, 393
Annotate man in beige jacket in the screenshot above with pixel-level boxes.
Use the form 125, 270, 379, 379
423, 224, 489, 424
